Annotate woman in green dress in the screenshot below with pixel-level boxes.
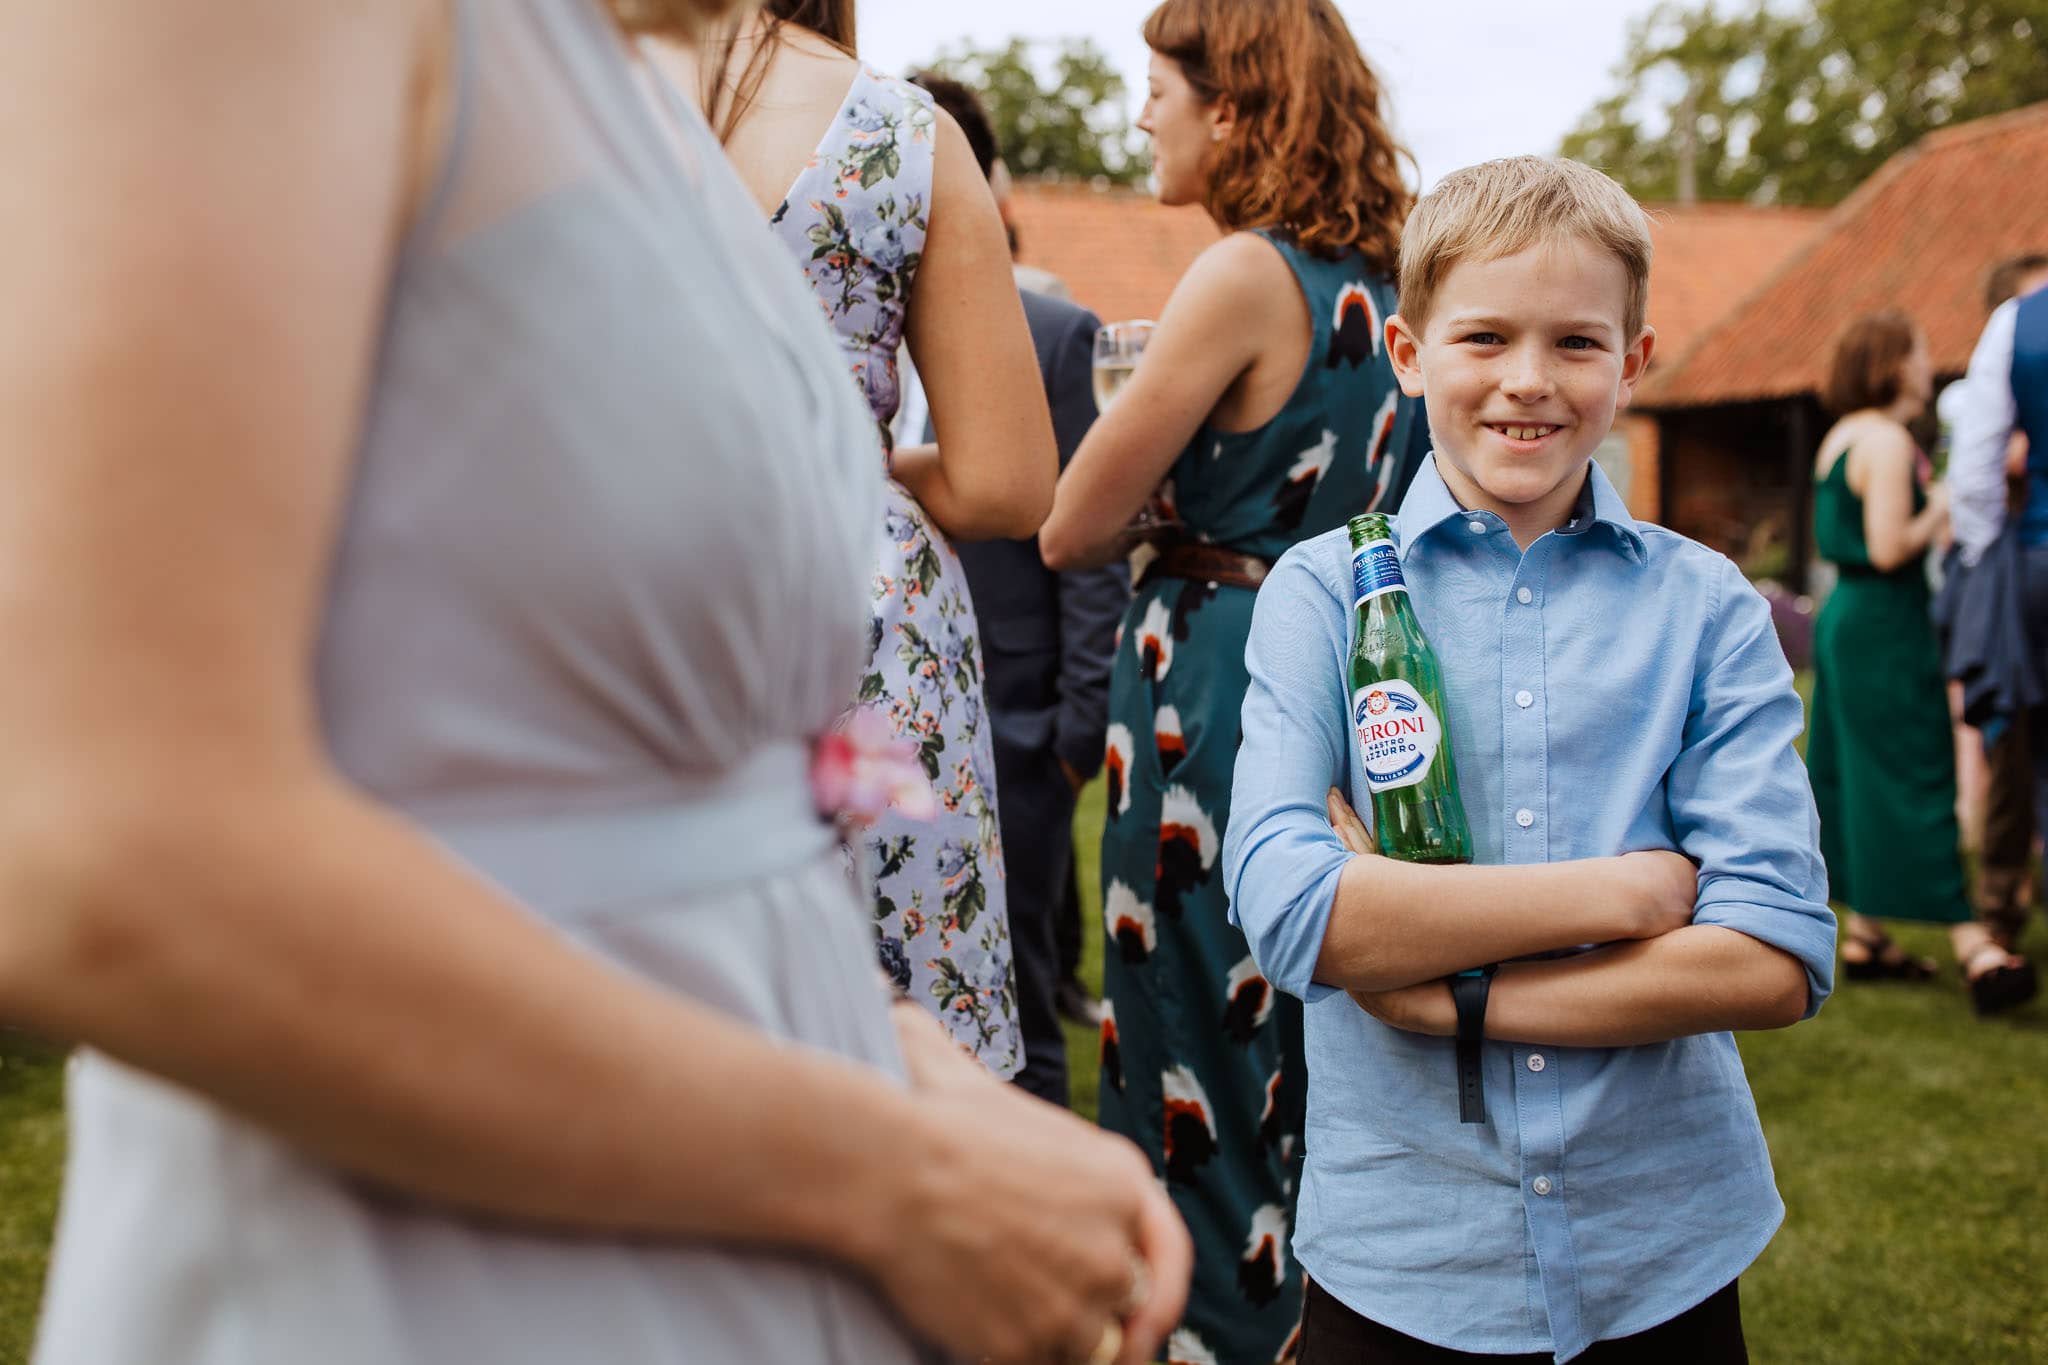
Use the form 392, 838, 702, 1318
1808, 309, 2037, 1015
1039, 1, 1426, 1357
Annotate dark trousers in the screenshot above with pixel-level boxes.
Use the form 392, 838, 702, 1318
1005, 787, 1075, 1108
1301, 1277, 1746, 1365
1981, 706, 2034, 903
1054, 855, 1084, 982
2022, 547, 2048, 887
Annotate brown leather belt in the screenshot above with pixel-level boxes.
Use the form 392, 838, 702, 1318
1140, 542, 1273, 592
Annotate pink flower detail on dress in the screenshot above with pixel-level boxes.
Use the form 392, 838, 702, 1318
811, 704, 938, 828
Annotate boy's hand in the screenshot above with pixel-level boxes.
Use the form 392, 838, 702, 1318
1331, 785, 1458, 1035
1327, 787, 1375, 856
1617, 850, 1699, 939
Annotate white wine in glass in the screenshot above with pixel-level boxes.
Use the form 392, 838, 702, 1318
1092, 320, 1155, 414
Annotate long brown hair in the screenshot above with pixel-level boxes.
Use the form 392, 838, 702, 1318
702, 0, 858, 145
606, 0, 757, 40
1824, 309, 1919, 416
1142, 0, 1412, 268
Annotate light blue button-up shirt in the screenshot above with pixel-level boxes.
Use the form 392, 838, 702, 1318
1223, 456, 1835, 1361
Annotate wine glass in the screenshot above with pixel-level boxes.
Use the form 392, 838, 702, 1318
1091, 320, 1155, 414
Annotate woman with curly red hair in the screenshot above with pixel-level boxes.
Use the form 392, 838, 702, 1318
1040, 1, 1427, 1357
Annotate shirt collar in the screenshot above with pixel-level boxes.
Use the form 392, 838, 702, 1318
1394, 454, 1646, 564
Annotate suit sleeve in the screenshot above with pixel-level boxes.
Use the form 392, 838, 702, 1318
1049, 305, 1129, 778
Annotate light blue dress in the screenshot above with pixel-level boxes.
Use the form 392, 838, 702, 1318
33, 3, 933, 1362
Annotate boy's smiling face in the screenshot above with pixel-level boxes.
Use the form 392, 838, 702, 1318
1386, 237, 1654, 547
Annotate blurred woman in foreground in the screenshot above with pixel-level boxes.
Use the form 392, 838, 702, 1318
1, 2, 1185, 1362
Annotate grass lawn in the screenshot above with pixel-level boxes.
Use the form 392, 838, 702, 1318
1063, 777, 2048, 1365
0, 781, 2041, 1363
0, 1033, 62, 1365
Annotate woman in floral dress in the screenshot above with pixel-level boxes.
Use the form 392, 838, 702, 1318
649, 3, 1057, 1075
1040, 2, 1424, 1358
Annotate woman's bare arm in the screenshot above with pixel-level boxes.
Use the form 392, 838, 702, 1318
895, 110, 1056, 542
1038, 232, 1298, 570
1852, 426, 1947, 571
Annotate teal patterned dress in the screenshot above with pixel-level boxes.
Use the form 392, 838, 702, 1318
770, 68, 1020, 1075
1096, 231, 1426, 1365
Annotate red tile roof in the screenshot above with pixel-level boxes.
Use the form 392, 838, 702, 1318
1639, 203, 1826, 361
1008, 182, 1220, 324
1006, 183, 1819, 360
1640, 100, 2048, 409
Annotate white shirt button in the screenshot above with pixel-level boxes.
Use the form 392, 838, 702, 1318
1515, 689, 1534, 708
1527, 1053, 1546, 1072
1515, 808, 1535, 828
1532, 1176, 1553, 1196
1468, 520, 1487, 535
1516, 586, 1534, 605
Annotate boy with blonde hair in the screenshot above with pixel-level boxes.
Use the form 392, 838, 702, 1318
1223, 157, 1834, 1363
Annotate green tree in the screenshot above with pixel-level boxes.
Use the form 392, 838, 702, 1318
923, 38, 1149, 184
1562, 0, 2048, 206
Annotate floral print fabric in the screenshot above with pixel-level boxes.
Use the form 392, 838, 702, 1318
770, 68, 1019, 1077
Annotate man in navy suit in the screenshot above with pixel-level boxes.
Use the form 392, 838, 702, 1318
1950, 255, 2048, 1008
910, 71, 1130, 1105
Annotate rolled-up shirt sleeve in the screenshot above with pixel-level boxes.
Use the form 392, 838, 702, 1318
1670, 557, 1837, 1018
1948, 300, 2021, 564
1223, 547, 1355, 1003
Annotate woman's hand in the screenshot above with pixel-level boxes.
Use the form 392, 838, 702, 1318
864, 1081, 1192, 1365
1924, 479, 1952, 526
888, 995, 995, 1095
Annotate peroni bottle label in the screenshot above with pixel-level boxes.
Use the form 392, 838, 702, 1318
1351, 540, 1405, 606
1352, 678, 1443, 792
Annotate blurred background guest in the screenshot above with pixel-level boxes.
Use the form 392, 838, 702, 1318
8, 3, 1185, 1364
1808, 310, 2036, 1016
993, 161, 1077, 301
1037, 0, 1430, 1354
1940, 253, 2048, 952
907, 69, 1131, 1108
648, 0, 1059, 1075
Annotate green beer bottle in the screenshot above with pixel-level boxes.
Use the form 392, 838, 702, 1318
1346, 513, 1472, 864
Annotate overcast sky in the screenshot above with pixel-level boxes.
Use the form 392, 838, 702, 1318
858, 1, 1669, 189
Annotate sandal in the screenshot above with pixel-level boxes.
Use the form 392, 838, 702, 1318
1983, 905, 2032, 955
1972, 868, 2034, 954
1841, 927, 1938, 982
1963, 943, 2040, 1017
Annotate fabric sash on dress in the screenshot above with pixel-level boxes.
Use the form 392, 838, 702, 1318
420, 744, 832, 918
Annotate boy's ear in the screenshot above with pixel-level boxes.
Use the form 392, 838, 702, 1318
1385, 315, 1426, 399
1614, 324, 1656, 411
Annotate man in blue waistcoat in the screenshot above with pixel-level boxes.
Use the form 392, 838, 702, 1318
1950, 252, 2048, 961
